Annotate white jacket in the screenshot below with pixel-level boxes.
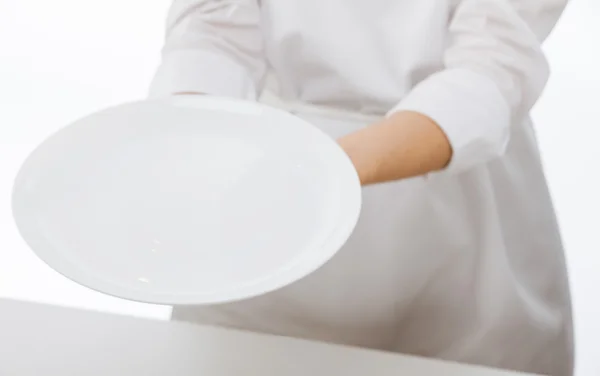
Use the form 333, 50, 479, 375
149, 1, 573, 375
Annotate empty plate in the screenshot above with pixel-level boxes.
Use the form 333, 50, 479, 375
11, 96, 362, 305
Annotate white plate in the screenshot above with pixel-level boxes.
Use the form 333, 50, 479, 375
12, 96, 362, 305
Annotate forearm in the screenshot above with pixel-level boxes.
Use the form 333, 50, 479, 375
339, 0, 568, 186
338, 111, 452, 185
148, 1, 266, 99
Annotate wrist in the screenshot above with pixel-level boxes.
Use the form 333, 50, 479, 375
338, 132, 378, 186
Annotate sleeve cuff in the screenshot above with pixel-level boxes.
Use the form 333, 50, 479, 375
388, 68, 512, 175
148, 49, 258, 100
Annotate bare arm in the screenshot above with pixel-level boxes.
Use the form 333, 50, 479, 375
339, 112, 451, 185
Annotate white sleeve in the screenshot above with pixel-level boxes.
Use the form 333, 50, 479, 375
148, 0, 266, 100
389, 0, 568, 174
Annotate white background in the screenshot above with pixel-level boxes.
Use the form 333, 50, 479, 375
0, 0, 598, 375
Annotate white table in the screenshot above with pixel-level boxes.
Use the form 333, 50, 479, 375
0, 299, 535, 376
